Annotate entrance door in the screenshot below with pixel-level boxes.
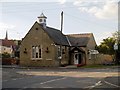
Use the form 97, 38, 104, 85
74, 53, 81, 65
74, 53, 79, 64
78, 54, 82, 64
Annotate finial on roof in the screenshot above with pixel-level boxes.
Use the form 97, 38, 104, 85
38, 13, 47, 19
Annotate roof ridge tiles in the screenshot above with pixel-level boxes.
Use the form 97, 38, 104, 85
67, 33, 92, 35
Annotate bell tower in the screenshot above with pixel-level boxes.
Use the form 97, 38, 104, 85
38, 13, 47, 28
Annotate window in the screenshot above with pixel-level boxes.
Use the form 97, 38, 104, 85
88, 50, 91, 60
39, 46, 42, 58
32, 45, 42, 59
39, 19, 42, 22
58, 46, 62, 59
36, 28, 38, 30
4, 48, 6, 50
44, 19, 46, 22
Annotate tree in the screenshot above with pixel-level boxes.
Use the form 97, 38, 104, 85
112, 31, 120, 42
96, 37, 115, 55
96, 31, 120, 64
112, 31, 120, 64
2, 52, 11, 58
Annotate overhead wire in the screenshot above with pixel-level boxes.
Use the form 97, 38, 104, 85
64, 12, 117, 30
1, 3, 117, 30
2, 5, 89, 13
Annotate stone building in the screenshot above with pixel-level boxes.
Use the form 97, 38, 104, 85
20, 13, 97, 67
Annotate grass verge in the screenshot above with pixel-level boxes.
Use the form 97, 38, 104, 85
80, 64, 119, 68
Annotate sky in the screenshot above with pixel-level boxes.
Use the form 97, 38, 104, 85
0, 0, 119, 45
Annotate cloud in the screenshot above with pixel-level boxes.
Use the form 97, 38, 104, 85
96, 31, 113, 45
73, 0, 118, 20
0, 22, 15, 31
93, 1, 118, 19
0, 0, 59, 2
73, 0, 85, 6
57, 0, 66, 4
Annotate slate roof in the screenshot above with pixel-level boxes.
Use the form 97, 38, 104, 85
67, 33, 92, 47
68, 33, 92, 38
38, 22, 93, 47
44, 26, 70, 46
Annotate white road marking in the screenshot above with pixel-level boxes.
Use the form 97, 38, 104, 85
12, 78, 17, 80
42, 87, 53, 88
23, 86, 28, 89
104, 80, 120, 88
85, 85, 95, 89
95, 81, 102, 86
84, 81, 102, 89
18, 77, 66, 89
18, 78, 23, 79
3, 77, 24, 82
16, 86, 28, 90
40, 77, 66, 85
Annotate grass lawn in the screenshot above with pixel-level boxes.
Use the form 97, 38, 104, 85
80, 64, 119, 68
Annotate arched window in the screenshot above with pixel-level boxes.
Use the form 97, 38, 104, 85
32, 45, 42, 59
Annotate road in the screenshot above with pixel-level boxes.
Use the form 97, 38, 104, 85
2, 66, 120, 89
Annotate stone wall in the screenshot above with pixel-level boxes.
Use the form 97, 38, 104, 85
20, 22, 59, 67
86, 54, 113, 65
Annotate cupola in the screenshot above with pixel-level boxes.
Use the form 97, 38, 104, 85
38, 13, 47, 28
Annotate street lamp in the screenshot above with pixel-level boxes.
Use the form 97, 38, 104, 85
114, 42, 118, 50
114, 42, 118, 63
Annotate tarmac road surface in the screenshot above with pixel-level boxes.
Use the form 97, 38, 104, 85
2, 66, 120, 89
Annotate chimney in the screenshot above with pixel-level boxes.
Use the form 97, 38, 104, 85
5, 31, 8, 40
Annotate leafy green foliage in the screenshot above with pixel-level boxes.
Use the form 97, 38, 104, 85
96, 31, 120, 64
2, 52, 11, 58
96, 37, 115, 55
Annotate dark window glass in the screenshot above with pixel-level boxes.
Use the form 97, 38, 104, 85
44, 19, 46, 22
36, 53, 38, 58
40, 19, 42, 22
36, 28, 38, 30
39, 48, 41, 58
